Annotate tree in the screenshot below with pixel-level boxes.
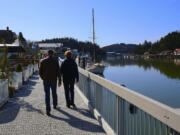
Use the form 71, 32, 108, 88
0, 45, 11, 80
39, 37, 105, 57
18, 32, 27, 46
134, 31, 180, 54
0, 27, 17, 44
133, 41, 152, 55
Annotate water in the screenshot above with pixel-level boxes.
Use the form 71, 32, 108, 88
101, 57, 180, 108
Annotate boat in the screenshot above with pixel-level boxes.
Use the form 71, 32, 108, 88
85, 8, 105, 75
86, 63, 105, 75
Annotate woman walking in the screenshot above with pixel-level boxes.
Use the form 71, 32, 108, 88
60, 51, 79, 108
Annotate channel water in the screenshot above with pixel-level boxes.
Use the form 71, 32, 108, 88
101, 57, 180, 108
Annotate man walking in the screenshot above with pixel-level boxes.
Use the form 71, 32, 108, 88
60, 51, 79, 108
39, 50, 61, 116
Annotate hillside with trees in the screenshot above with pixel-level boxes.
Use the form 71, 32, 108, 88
133, 40, 152, 55
39, 38, 105, 56
101, 43, 137, 54
133, 31, 180, 55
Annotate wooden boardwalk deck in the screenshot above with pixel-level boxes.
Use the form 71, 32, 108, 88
0, 72, 106, 135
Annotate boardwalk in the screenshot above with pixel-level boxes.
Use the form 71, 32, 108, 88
0, 72, 106, 135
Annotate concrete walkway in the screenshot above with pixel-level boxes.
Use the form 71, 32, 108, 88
0, 72, 106, 135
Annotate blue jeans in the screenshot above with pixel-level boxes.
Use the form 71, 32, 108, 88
43, 81, 57, 112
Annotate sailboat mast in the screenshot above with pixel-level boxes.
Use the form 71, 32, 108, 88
92, 8, 96, 62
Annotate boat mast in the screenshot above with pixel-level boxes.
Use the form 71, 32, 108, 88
92, 8, 96, 62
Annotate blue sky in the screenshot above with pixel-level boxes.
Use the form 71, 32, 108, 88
0, 0, 180, 47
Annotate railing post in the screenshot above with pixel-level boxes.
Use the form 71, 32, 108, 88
116, 95, 119, 135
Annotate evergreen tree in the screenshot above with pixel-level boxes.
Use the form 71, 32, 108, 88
39, 37, 105, 57
18, 32, 27, 46
0, 27, 17, 44
134, 31, 180, 54
0, 46, 11, 80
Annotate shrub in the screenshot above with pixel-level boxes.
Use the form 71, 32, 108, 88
9, 67, 15, 72
0, 46, 12, 83
0, 73, 6, 79
16, 64, 22, 72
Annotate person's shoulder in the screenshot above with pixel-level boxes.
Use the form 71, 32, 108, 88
64, 58, 70, 62
40, 57, 48, 63
61, 58, 67, 65
70, 59, 77, 65
52, 57, 58, 61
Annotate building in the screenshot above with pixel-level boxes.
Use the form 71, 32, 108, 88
0, 27, 17, 44
38, 43, 63, 54
174, 48, 180, 56
0, 39, 25, 58
38, 43, 63, 50
106, 52, 116, 57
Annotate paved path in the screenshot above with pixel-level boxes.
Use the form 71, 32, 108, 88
0, 72, 106, 135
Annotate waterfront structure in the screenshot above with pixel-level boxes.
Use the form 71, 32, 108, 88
174, 59, 180, 66
174, 48, 180, 56
38, 43, 62, 49
106, 52, 116, 56
38, 43, 63, 54
0, 27, 17, 43
0, 39, 25, 57
0, 65, 180, 134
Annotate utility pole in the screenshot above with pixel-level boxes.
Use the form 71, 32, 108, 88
92, 8, 96, 63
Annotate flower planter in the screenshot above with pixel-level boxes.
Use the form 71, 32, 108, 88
33, 63, 39, 73
31, 64, 34, 74
9, 72, 23, 90
23, 67, 29, 82
28, 64, 33, 77
0, 79, 9, 108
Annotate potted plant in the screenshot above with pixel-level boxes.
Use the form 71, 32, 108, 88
0, 46, 12, 99
9, 63, 23, 90
15, 64, 23, 88
0, 73, 6, 80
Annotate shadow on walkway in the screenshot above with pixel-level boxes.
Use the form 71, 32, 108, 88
50, 108, 105, 133
0, 73, 43, 124
13, 73, 39, 98
73, 107, 95, 120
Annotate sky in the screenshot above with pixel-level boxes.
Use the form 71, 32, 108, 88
0, 0, 180, 47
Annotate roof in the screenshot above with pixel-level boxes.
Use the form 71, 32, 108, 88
0, 44, 19, 47
0, 46, 25, 53
106, 52, 116, 54
0, 39, 20, 47
38, 43, 62, 48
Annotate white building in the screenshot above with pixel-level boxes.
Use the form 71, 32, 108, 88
174, 48, 180, 56
38, 43, 63, 49
0, 39, 25, 58
38, 43, 63, 54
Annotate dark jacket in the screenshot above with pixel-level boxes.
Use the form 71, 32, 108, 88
60, 58, 79, 83
39, 56, 61, 83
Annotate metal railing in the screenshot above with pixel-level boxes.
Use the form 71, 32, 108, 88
76, 67, 180, 135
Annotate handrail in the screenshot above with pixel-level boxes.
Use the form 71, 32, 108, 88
78, 67, 180, 133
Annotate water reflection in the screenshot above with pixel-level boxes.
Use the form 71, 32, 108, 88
102, 57, 180, 80
101, 57, 180, 108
